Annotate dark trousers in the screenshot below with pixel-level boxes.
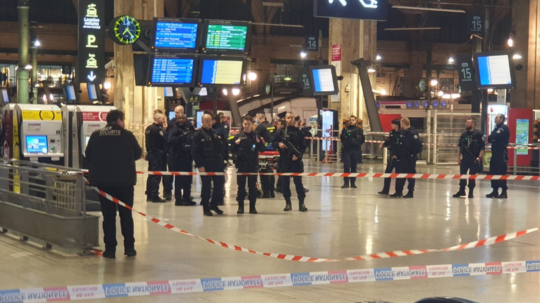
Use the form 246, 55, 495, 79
163, 163, 173, 195
459, 158, 480, 191
98, 185, 135, 251
276, 176, 282, 191
170, 160, 193, 201
382, 158, 398, 192
490, 158, 508, 191
237, 175, 258, 202
200, 161, 225, 207
342, 150, 359, 185
260, 166, 273, 194
395, 157, 417, 193
146, 153, 166, 198
281, 176, 305, 200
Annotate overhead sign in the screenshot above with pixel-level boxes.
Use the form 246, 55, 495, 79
456, 54, 476, 91
468, 12, 484, 36
300, 67, 314, 97
306, 36, 318, 51
78, 0, 106, 85
314, 0, 388, 21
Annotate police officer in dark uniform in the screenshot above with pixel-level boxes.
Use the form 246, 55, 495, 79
392, 117, 422, 198
255, 113, 275, 198
212, 114, 229, 205
378, 119, 401, 195
486, 113, 510, 198
86, 110, 142, 258
167, 113, 196, 206
273, 112, 308, 212
145, 113, 167, 203
193, 113, 226, 216
231, 115, 266, 214
340, 115, 365, 189
219, 112, 230, 134
453, 118, 485, 198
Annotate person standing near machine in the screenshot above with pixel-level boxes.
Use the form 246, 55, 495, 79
486, 114, 510, 198
273, 112, 308, 212
378, 119, 401, 195
231, 115, 266, 214
167, 113, 196, 206
86, 110, 142, 258
453, 118, 485, 198
145, 113, 168, 203
255, 113, 275, 198
391, 117, 422, 199
193, 114, 226, 216
340, 115, 365, 189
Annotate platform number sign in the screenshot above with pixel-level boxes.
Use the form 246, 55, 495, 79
468, 12, 484, 36
306, 36, 318, 51
456, 54, 476, 91
301, 67, 314, 97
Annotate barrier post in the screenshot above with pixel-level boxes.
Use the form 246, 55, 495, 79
383, 147, 388, 167
514, 146, 517, 175
427, 110, 432, 164
433, 110, 438, 164
310, 137, 314, 161
317, 139, 321, 162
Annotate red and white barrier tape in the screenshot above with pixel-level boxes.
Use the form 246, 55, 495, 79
92, 186, 540, 262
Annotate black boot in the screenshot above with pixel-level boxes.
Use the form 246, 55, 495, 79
499, 190, 508, 198
378, 190, 389, 195
249, 200, 257, 214
164, 192, 172, 201
403, 191, 414, 199
237, 200, 244, 214
453, 189, 466, 198
389, 192, 403, 198
270, 191, 275, 198
203, 205, 213, 216
299, 199, 308, 212
468, 189, 474, 198
284, 199, 292, 211
350, 179, 357, 188
211, 205, 224, 215
341, 178, 350, 188
261, 192, 271, 199
486, 190, 499, 198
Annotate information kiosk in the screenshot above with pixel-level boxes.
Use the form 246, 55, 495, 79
62, 105, 115, 169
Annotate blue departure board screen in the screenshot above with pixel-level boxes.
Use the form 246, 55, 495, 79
154, 21, 199, 50
150, 57, 196, 86
200, 59, 244, 85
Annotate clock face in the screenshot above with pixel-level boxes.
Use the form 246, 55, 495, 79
419, 79, 427, 93
113, 16, 141, 44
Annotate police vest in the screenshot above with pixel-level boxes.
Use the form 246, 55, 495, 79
201, 131, 222, 161
459, 131, 481, 158
179, 128, 194, 152
235, 133, 258, 165
343, 127, 361, 147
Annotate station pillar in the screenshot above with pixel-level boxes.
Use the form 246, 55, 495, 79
328, 19, 377, 127
114, 0, 164, 128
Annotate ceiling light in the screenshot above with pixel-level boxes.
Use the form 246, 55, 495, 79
248, 72, 257, 81
448, 57, 455, 64
380, 89, 387, 96
487, 88, 494, 93
367, 68, 376, 73
392, 6, 466, 13
451, 93, 461, 99
104, 81, 111, 90
508, 37, 514, 47
25, 64, 33, 70
199, 87, 208, 96
232, 88, 241, 96
300, 51, 307, 58
438, 91, 444, 97
34, 40, 41, 47
431, 79, 438, 86
222, 88, 228, 96
376, 54, 382, 61
513, 54, 522, 60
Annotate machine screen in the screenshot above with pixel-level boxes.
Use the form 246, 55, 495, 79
477, 54, 512, 87
66, 85, 76, 101
150, 57, 195, 86
1, 89, 9, 103
200, 59, 243, 85
168, 111, 176, 121
26, 136, 48, 154
205, 23, 248, 52
164, 87, 174, 97
154, 20, 199, 50
312, 68, 336, 93
88, 84, 98, 100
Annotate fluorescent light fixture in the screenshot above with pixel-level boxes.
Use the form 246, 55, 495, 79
104, 81, 111, 90
34, 40, 41, 47
448, 57, 455, 64
438, 91, 444, 97
222, 88, 228, 96
367, 68, 376, 73
385, 27, 441, 31
300, 51, 307, 58
487, 88, 494, 93
248, 72, 257, 81
392, 5, 466, 13
284, 76, 292, 81
431, 79, 438, 86
451, 93, 461, 99
508, 37, 514, 47
232, 88, 241, 96
376, 54, 382, 61
25, 64, 33, 70
513, 54, 522, 60
380, 89, 387, 96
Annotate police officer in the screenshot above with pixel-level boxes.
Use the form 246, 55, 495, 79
145, 113, 167, 203
168, 113, 196, 206
392, 117, 422, 198
231, 115, 266, 214
378, 119, 401, 195
219, 112, 230, 134
212, 114, 229, 205
453, 118, 485, 198
340, 115, 365, 189
193, 114, 225, 216
255, 113, 275, 198
86, 110, 142, 258
486, 113, 510, 198
273, 112, 308, 212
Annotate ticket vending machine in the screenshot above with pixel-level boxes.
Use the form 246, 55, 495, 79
2, 104, 64, 164
62, 105, 115, 169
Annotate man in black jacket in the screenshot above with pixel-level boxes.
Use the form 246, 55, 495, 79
486, 114, 510, 198
255, 113, 275, 198
273, 112, 308, 212
454, 118, 485, 198
231, 115, 266, 214
340, 115, 365, 189
212, 114, 229, 205
193, 114, 226, 216
167, 113, 196, 206
145, 113, 168, 203
378, 119, 401, 195
392, 117, 422, 199
86, 110, 142, 259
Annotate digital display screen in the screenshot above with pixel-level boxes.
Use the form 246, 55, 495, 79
477, 54, 513, 87
196, 111, 204, 128
66, 85, 76, 101
406, 102, 412, 108
312, 68, 336, 93
1, 89, 8, 103
164, 87, 174, 97
200, 59, 243, 85
423, 101, 429, 108
133, 54, 150, 86
205, 22, 249, 52
413, 101, 420, 108
168, 111, 176, 121
433, 101, 439, 107
154, 19, 199, 50
26, 136, 48, 154
441, 101, 447, 107
150, 57, 196, 86
88, 84, 98, 100
85, 136, 90, 146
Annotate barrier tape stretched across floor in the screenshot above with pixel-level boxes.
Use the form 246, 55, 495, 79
92, 187, 539, 263
2, 259, 540, 302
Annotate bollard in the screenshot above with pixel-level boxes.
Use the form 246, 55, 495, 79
383, 147, 388, 166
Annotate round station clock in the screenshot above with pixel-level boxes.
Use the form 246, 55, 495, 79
109, 15, 141, 45
418, 78, 427, 93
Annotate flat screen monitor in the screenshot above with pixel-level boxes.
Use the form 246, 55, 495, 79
473, 51, 515, 89
202, 20, 251, 55
149, 55, 197, 87
433, 101, 439, 108
196, 111, 204, 128
309, 65, 339, 96
1, 88, 9, 103
168, 111, 176, 121
413, 101, 420, 108
441, 101, 448, 108
87, 83, 98, 101
164, 87, 174, 98
65, 85, 77, 101
198, 57, 245, 86
26, 135, 48, 154
85, 136, 90, 146
133, 54, 150, 86
152, 18, 201, 53
406, 101, 412, 108
423, 101, 429, 108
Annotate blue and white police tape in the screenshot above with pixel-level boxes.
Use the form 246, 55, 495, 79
2, 260, 540, 302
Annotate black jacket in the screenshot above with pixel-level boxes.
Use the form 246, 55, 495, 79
145, 123, 167, 154
167, 121, 194, 163
86, 123, 142, 187
488, 123, 510, 158
396, 127, 421, 160
272, 125, 306, 171
340, 125, 365, 152
458, 129, 485, 159
192, 127, 223, 168
230, 131, 266, 172
255, 121, 275, 146
383, 130, 400, 156
213, 122, 229, 161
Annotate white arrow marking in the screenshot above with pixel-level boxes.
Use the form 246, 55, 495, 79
359, 0, 378, 9
328, 0, 347, 6
87, 71, 97, 82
